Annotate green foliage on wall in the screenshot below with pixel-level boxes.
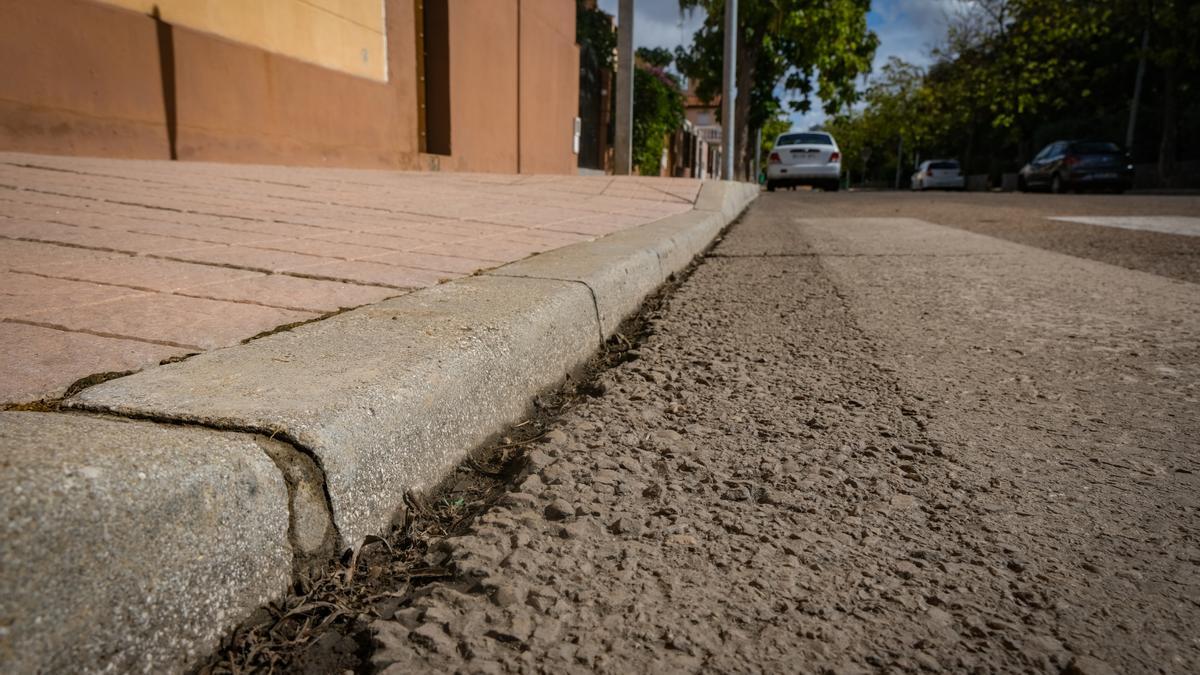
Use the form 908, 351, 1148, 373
632, 66, 685, 176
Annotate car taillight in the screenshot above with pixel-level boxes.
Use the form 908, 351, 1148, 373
769, 152, 781, 164
828, 151, 840, 163
1064, 155, 1080, 167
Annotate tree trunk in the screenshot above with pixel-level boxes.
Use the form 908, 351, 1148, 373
1158, 63, 1178, 188
962, 120, 975, 177
734, 37, 758, 181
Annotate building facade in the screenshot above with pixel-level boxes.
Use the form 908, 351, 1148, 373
684, 86, 721, 177
0, 0, 580, 173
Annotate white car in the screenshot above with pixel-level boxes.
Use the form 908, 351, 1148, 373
911, 160, 965, 191
766, 131, 841, 192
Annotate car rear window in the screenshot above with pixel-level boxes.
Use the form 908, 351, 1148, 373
930, 161, 959, 170
1071, 141, 1120, 154
777, 133, 833, 146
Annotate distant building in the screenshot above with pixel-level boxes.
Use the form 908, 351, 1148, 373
0, 0, 580, 174
684, 84, 721, 177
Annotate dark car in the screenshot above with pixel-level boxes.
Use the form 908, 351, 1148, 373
1018, 140, 1134, 193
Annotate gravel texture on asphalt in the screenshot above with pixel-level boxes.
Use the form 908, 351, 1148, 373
359, 194, 1200, 674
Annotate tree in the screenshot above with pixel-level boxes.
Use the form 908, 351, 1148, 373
825, 58, 929, 187
823, 0, 1200, 187
633, 65, 685, 176
636, 47, 674, 69
675, 0, 878, 180
1136, 0, 1200, 184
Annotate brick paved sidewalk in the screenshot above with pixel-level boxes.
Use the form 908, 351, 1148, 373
0, 153, 701, 405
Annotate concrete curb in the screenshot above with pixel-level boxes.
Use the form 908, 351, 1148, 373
0, 180, 756, 672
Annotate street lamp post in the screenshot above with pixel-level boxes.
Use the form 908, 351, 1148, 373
721, 0, 737, 181
614, 0, 634, 175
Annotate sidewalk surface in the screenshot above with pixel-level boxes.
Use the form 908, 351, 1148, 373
0, 153, 701, 405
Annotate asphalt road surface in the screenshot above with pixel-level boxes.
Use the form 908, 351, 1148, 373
310, 191, 1199, 674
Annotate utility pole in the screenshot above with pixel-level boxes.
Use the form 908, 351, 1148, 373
1125, 27, 1149, 151
614, 0, 634, 175
721, 0, 737, 181
894, 137, 903, 190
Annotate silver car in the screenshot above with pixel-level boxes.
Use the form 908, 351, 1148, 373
766, 132, 841, 192
911, 160, 965, 191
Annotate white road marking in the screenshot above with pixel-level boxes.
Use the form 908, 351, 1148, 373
1050, 216, 1200, 237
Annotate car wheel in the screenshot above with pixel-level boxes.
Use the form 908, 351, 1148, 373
765, 181, 776, 192
827, 180, 840, 192
1017, 175, 1028, 192
1051, 174, 1066, 194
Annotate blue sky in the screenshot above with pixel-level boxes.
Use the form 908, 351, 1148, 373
596, 0, 964, 130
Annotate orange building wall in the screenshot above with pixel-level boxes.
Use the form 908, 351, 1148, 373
0, 0, 579, 174
168, 3, 419, 167
442, 0, 519, 173
92, 0, 390, 81
518, 0, 580, 174
0, 0, 167, 159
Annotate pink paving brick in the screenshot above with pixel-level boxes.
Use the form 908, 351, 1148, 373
418, 239, 549, 262
185, 275, 401, 313
0, 219, 203, 254
367, 250, 498, 272
27, 255, 263, 293
0, 271, 147, 316
0, 239, 120, 270
0, 152, 705, 402
362, 224, 464, 243
119, 220, 284, 246
19, 292, 319, 350
162, 245, 336, 272
305, 231, 433, 251
0, 322, 187, 404
417, 220, 528, 239
294, 259, 455, 288
505, 229, 593, 247
247, 238, 390, 260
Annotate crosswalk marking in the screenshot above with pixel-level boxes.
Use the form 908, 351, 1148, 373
1050, 216, 1200, 237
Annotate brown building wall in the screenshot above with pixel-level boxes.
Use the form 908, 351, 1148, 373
0, 0, 166, 159
440, 0, 520, 173
518, 0, 580, 174
0, 0, 579, 173
168, 3, 419, 168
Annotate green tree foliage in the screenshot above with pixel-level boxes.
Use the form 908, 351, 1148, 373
576, 0, 616, 70
829, 0, 1200, 186
825, 58, 927, 186
636, 47, 675, 69
675, 0, 878, 179
759, 115, 792, 157
633, 66, 686, 175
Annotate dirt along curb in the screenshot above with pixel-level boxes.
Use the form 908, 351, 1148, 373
0, 181, 758, 673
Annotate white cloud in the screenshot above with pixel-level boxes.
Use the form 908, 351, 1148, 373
869, 0, 967, 70
596, 0, 706, 52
